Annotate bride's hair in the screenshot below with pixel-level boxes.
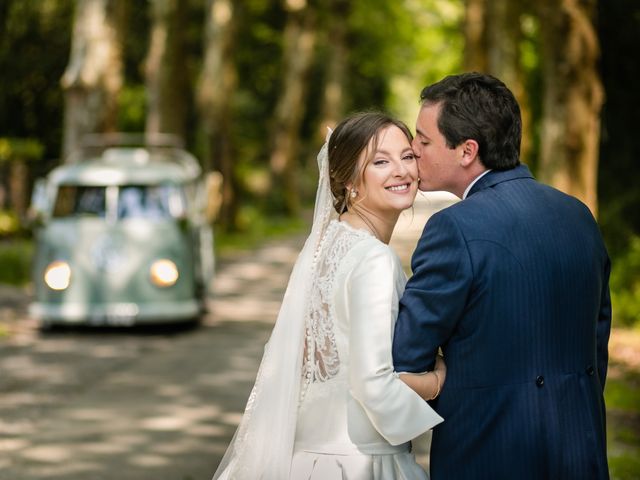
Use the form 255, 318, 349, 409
328, 111, 413, 214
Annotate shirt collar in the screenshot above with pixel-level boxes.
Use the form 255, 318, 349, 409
463, 170, 491, 199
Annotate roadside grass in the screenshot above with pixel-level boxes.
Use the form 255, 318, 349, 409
607, 328, 640, 480
0, 238, 33, 286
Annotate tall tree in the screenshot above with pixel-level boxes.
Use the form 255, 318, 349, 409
197, 0, 239, 228
463, 0, 533, 163
317, 0, 349, 138
598, 0, 640, 252
61, 0, 124, 160
463, 0, 488, 72
268, 0, 317, 216
145, 0, 190, 140
537, 0, 603, 216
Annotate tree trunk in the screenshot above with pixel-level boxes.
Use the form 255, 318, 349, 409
537, 0, 603, 216
9, 160, 27, 218
61, 0, 124, 161
464, 0, 533, 166
269, 0, 317, 216
145, 0, 189, 141
317, 0, 349, 139
197, 0, 239, 228
463, 0, 488, 72
484, 0, 521, 88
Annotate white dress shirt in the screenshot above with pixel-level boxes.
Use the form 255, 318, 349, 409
462, 169, 492, 199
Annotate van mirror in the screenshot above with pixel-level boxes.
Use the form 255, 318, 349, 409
204, 171, 223, 223
27, 178, 49, 227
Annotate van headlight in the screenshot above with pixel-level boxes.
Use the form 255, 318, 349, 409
44, 261, 71, 290
150, 259, 179, 287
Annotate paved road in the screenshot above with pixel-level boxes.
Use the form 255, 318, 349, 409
0, 193, 457, 480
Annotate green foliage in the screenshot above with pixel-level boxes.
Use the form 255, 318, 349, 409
388, 0, 464, 121
215, 205, 308, 254
606, 367, 640, 414
0, 0, 636, 241
609, 453, 640, 480
0, 239, 33, 286
0, 137, 44, 163
0, 0, 73, 161
0, 210, 21, 237
605, 364, 640, 480
229, 0, 287, 168
117, 85, 147, 132
599, 0, 640, 290
610, 236, 640, 328
518, 13, 542, 169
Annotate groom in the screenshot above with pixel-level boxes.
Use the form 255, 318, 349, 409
392, 73, 611, 479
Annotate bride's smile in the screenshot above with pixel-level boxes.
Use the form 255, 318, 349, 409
340, 124, 419, 243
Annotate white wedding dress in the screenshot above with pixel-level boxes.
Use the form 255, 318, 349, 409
290, 219, 443, 480
212, 136, 442, 480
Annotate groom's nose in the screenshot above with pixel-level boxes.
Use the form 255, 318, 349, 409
411, 138, 421, 157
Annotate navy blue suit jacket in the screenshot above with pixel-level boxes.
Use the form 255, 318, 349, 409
392, 165, 611, 479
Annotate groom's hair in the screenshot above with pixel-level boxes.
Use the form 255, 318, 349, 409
420, 72, 521, 170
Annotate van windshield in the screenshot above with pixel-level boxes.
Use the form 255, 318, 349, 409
52, 184, 185, 220
117, 185, 185, 220
53, 186, 106, 218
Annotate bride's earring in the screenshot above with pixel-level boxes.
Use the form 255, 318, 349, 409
350, 189, 357, 198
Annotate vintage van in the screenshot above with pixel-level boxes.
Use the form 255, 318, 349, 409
29, 136, 220, 326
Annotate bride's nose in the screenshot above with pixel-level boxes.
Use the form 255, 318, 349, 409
393, 159, 409, 177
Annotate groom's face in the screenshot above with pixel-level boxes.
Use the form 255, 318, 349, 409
413, 103, 465, 196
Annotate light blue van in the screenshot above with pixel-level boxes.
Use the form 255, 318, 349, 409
29, 136, 220, 326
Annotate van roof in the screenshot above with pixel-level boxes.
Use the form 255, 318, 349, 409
48, 147, 202, 186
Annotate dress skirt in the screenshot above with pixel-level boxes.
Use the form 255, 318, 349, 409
290, 444, 428, 480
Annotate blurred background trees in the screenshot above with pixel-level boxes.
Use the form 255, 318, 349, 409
0, 0, 639, 325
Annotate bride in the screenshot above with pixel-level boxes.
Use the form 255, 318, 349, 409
213, 112, 445, 480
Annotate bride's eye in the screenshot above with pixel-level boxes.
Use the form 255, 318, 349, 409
373, 159, 389, 166
402, 154, 416, 161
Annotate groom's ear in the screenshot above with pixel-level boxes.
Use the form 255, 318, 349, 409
459, 139, 479, 168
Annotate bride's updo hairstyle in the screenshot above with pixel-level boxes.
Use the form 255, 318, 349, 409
328, 111, 413, 214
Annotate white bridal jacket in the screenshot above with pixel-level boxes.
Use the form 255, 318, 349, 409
291, 219, 443, 480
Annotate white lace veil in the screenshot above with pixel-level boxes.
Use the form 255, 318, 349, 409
212, 131, 337, 480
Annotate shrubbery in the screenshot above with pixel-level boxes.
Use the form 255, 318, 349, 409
610, 235, 640, 328
0, 239, 32, 286
0, 210, 20, 237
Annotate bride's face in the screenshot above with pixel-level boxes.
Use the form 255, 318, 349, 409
353, 125, 419, 216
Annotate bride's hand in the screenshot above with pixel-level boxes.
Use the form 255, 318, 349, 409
434, 354, 446, 388
398, 354, 447, 401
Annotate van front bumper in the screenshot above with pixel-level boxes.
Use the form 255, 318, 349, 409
29, 300, 200, 325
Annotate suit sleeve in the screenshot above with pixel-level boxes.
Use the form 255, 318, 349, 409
392, 211, 473, 373
348, 243, 443, 445
597, 254, 612, 390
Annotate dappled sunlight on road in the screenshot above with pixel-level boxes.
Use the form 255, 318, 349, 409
0, 321, 271, 479
205, 238, 302, 326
